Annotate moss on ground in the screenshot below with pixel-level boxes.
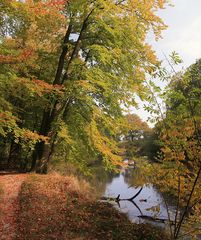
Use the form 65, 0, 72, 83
17, 174, 170, 240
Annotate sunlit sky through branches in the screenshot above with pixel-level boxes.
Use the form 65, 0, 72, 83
133, 0, 201, 126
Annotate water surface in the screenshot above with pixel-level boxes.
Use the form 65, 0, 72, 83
103, 168, 176, 227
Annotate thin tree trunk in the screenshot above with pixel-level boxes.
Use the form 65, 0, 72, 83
53, 23, 72, 85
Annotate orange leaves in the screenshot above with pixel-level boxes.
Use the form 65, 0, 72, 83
160, 125, 193, 163
0, 174, 27, 239
17, 174, 168, 240
26, 0, 66, 17
0, 112, 17, 123
45, 0, 67, 9
0, 49, 34, 64
20, 49, 34, 61
126, 113, 150, 132
0, 54, 17, 64
32, 79, 64, 95
17, 78, 65, 97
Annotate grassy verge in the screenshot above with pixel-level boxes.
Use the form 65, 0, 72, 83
17, 173, 169, 240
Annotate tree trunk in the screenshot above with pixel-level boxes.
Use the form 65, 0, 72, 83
33, 9, 94, 173
36, 142, 51, 174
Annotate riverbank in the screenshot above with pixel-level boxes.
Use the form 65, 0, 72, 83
16, 173, 169, 240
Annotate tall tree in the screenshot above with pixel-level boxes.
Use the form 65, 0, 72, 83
0, 0, 168, 173
33, 0, 168, 173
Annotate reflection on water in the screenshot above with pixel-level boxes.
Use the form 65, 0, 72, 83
103, 168, 176, 228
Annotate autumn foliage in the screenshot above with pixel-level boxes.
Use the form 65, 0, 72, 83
0, 0, 169, 172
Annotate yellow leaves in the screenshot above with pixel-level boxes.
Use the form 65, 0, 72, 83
0, 110, 48, 148
143, 44, 159, 65
161, 146, 171, 154
75, 80, 96, 93
57, 124, 72, 145
128, 0, 168, 35
87, 119, 122, 167
20, 129, 49, 143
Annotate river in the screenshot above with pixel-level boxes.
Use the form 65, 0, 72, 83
90, 160, 201, 239
100, 167, 177, 228
91, 162, 201, 239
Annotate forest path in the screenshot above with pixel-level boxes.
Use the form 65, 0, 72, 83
0, 173, 27, 240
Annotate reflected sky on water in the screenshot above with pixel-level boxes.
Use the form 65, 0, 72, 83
104, 169, 176, 227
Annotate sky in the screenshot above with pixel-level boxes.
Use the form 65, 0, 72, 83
152, 0, 201, 68
133, 0, 201, 125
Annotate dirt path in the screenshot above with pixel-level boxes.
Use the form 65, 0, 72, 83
0, 174, 27, 240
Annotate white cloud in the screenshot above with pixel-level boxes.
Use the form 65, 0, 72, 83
165, 16, 201, 61
152, 1, 201, 68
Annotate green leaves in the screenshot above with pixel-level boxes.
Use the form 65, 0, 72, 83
0, 0, 169, 170
169, 51, 183, 65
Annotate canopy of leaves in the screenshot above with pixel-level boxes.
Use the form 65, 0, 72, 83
0, 0, 168, 171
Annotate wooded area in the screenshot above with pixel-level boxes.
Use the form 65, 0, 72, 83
0, 1, 201, 239
0, 0, 167, 173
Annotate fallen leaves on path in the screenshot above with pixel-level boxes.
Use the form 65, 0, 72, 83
17, 174, 170, 240
0, 174, 27, 240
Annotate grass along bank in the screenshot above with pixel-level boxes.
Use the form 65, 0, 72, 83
17, 173, 169, 240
